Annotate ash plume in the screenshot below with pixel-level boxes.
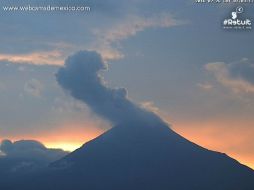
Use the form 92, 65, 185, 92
56, 50, 166, 127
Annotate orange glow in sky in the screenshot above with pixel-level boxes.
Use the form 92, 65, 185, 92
171, 119, 254, 170
40, 125, 104, 151
0, 122, 105, 152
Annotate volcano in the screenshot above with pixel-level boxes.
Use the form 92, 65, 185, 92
14, 121, 254, 190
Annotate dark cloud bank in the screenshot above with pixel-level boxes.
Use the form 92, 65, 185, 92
0, 139, 68, 162
0, 139, 68, 173
56, 50, 166, 127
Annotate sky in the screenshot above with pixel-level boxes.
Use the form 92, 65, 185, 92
0, 0, 254, 169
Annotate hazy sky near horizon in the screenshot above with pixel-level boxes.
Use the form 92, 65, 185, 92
0, 0, 254, 168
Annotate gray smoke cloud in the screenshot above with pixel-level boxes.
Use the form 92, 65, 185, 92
56, 50, 166, 127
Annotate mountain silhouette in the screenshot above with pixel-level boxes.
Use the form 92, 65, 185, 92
9, 121, 254, 190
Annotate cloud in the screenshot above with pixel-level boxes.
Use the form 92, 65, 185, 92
24, 79, 44, 97
0, 0, 183, 64
56, 50, 166, 127
140, 101, 160, 114
0, 13, 181, 64
229, 58, 254, 85
0, 139, 68, 163
197, 83, 213, 90
0, 151, 5, 156
0, 50, 64, 65
0, 139, 68, 173
91, 13, 182, 60
205, 59, 254, 94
